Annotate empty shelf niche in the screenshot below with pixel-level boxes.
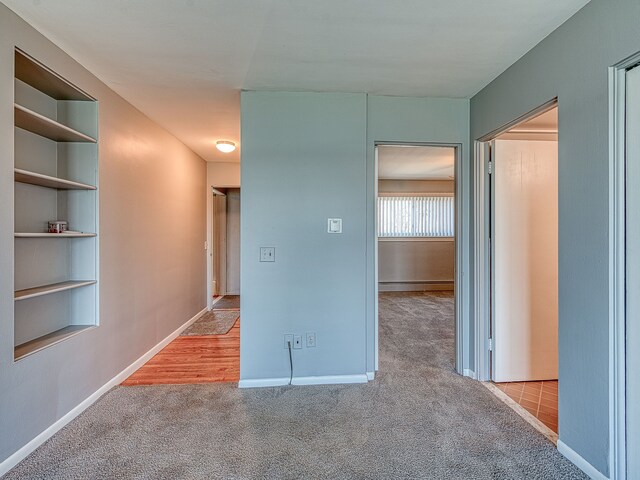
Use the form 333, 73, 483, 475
13, 48, 99, 360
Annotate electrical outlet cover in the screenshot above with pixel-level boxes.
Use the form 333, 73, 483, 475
306, 332, 316, 348
293, 335, 303, 349
260, 247, 276, 262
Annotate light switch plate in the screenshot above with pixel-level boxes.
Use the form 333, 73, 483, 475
327, 218, 342, 234
260, 247, 275, 262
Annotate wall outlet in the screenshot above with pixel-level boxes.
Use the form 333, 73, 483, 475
284, 334, 294, 349
306, 332, 316, 348
260, 247, 275, 262
293, 335, 303, 349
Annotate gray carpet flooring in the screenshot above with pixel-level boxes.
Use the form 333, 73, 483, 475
5, 292, 586, 479
180, 310, 239, 336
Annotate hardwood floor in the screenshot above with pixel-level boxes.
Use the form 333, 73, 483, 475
121, 319, 240, 386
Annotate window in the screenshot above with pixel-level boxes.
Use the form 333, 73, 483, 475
377, 195, 454, 237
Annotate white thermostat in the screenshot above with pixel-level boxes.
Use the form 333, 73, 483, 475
327, 218, 342, 234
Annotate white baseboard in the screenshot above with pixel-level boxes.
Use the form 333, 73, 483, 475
366, 371, 375, 380
239, 373, 369, 388
557, 440, 608, 480
238, 377, 291, 388
0, 307, 207, 477
463, 369, 476, 379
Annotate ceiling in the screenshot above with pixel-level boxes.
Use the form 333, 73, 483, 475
1, 0, 589, 163
378, 145, 455, 180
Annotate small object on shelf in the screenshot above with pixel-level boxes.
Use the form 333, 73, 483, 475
48, 220, 68, 233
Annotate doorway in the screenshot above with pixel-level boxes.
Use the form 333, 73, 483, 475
211, 187, 240, 300
375, 144, 458, 370
475, 103, 560, 436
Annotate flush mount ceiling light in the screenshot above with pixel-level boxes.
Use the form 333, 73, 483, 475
216, 140, 236, 153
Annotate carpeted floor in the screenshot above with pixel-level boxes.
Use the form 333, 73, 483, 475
180, 310, 239, 336
5, 292, 586, 479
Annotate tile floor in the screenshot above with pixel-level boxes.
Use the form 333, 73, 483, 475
494, 380, 558, 432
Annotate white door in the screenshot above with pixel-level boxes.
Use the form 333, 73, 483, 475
626, 65, 640, 479
492, 139, 558, 382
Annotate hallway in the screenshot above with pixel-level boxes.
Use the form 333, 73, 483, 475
6, 292, 584, 479
121, 296, 240, 386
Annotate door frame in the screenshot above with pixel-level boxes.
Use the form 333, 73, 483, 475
473, 99, 558, 382
374, 142, 465, 375
608, 51, 640, 480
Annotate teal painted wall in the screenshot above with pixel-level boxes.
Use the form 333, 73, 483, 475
240, 92, 470, 381
366, 96, 470, 373
240, 92, 368, 381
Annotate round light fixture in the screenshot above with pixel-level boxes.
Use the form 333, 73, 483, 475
216, 140, 236, 153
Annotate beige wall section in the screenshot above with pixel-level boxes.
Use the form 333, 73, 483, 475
378, 180, 454, 291
207, 161, 240, 188
0, 4, 206, 465
378, 179, 453, 194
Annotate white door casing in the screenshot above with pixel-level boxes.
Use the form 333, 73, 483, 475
625, 64, 640, 480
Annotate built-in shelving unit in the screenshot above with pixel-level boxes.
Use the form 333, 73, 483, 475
15, 232, 97, 238
15, 168, 96, 190
14, 325, 96, 361
15, 280, 97, 301
13, 48, 98, 361
14, 104, 97, 143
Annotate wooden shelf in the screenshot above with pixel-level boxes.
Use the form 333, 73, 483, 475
15, 232, 97, 238
14, 104, 96, 143
15, 168, 96, 190
15, 325, 96, 361
15, 49, 94, 102
15, 280, 96, 301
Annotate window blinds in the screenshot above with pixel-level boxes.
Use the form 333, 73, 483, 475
377, 196, 454, 237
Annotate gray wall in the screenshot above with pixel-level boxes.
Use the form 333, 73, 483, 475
378, 180, 454, 290
0, 4, 207, 464
240, 92, 368, 381
470, 0, 640, 474
226, 188, 240, 295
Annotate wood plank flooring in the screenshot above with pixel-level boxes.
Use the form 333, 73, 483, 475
121, 319, 240, 386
